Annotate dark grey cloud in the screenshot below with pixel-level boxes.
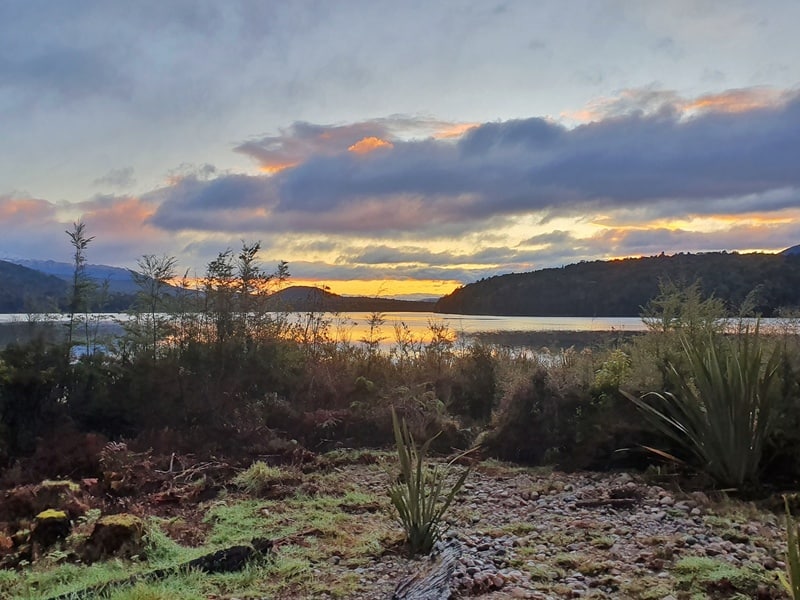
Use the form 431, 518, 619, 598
0, 45, 128, 103
338, 246, 474, 267
148, 91, 800, 237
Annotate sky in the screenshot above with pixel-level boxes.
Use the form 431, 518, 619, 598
1, 1, 799, 298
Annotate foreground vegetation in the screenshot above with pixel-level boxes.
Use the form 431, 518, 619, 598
3, 224, 800, 597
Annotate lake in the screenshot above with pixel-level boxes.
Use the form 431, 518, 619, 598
1, 312, 793, 350
0, 311, 646, 347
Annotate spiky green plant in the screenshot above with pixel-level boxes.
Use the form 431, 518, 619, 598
624, 330, 782, 488
388, 409, 470, 555
781, 496, 800, 599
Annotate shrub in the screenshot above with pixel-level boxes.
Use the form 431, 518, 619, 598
625, 330, 782, 488
782, 496, 800, 599
388, 409, 470, 555
449, 343, 497, 422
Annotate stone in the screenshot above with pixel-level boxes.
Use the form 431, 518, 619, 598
82, 513, 145, 562
31, 509, 70, 554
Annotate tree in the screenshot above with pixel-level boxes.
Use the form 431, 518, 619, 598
65, 221, 95, 359
130, 254, 178, 360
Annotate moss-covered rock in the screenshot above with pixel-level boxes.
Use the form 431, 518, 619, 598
82, 513, 145, 563
0, 479, 90, 526
31, 508, 70, 554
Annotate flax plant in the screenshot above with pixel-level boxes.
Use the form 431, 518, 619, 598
781, 496, 800, 599
389, 409, 470, 555
625, 330, 782, 488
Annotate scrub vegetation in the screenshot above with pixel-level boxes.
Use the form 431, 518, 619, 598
2, 223, 800, 597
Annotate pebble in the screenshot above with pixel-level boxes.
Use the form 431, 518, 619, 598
327, 466, 787, 600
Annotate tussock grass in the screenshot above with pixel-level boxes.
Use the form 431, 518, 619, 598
625, 330, 782, 488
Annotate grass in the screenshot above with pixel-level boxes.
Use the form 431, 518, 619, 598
232, 462, 299, 496
673, 555, 773, 597
1, 461, 398, 600
1, 456, 789, 600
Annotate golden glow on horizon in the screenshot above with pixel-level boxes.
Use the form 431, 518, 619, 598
348, 136, 394, 154
167, 275, 460, 299
601, 211, 799, 232
291, 278, 461, 298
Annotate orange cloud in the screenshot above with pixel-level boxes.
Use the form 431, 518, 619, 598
433, 123, 479, 139
0, 197, 53, 222
348, 136, 394, 154
564, 87, 789, 123
259, 161, 299, 175
80, 196, 156, 236
685, 88, 787, 114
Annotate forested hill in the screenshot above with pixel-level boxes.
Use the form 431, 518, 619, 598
268, 286, 436, 312
434, 252, 800, 317
0, 260, 67, 312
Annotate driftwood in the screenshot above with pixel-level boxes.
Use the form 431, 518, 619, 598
45, 537, 273, 600
574, 497, 637, 509
391, 539, 462, 600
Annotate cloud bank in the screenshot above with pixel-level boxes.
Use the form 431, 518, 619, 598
147, 89, 800, 243
3, 88, 800, 286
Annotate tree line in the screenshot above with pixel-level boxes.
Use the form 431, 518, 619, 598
435, 251, 800, 317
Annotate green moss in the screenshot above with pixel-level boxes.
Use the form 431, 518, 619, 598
674, 555, 774, 596
36, 509, 68, 521
98, 514, 144, 529
41, 480, 80, 493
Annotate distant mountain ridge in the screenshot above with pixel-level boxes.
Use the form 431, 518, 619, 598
0, 260, 68, 312
6, 259, 140, 294
268, 286, 436, 312
435, 250, 800, 317
0, 260, 436, 314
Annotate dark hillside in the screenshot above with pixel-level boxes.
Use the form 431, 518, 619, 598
268, 285, 436, 312
435, 252, 800, 316
0, 260, 67, 312
8, 259, 144, 294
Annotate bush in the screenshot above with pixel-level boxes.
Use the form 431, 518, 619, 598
625, 330, 782, 488
481, 367, 582, 464
0, 339, 68, 460
449, 344, 497, 422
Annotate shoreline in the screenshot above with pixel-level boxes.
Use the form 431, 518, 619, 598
0, 320, 641, 351
464, 329, 643, 350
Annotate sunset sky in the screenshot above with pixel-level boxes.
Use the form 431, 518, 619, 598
1, 1, 799, 298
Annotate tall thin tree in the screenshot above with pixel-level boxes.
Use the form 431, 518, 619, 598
131, 254, 177, 360
65, 221, 95, 359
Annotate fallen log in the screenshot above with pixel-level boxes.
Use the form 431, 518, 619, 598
574, 497, 637, 509
391, 538, 462, 600
45, 537, 273, 600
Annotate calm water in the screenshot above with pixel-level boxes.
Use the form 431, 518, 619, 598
0, 311, 646, 341
2, 312, 793, 348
